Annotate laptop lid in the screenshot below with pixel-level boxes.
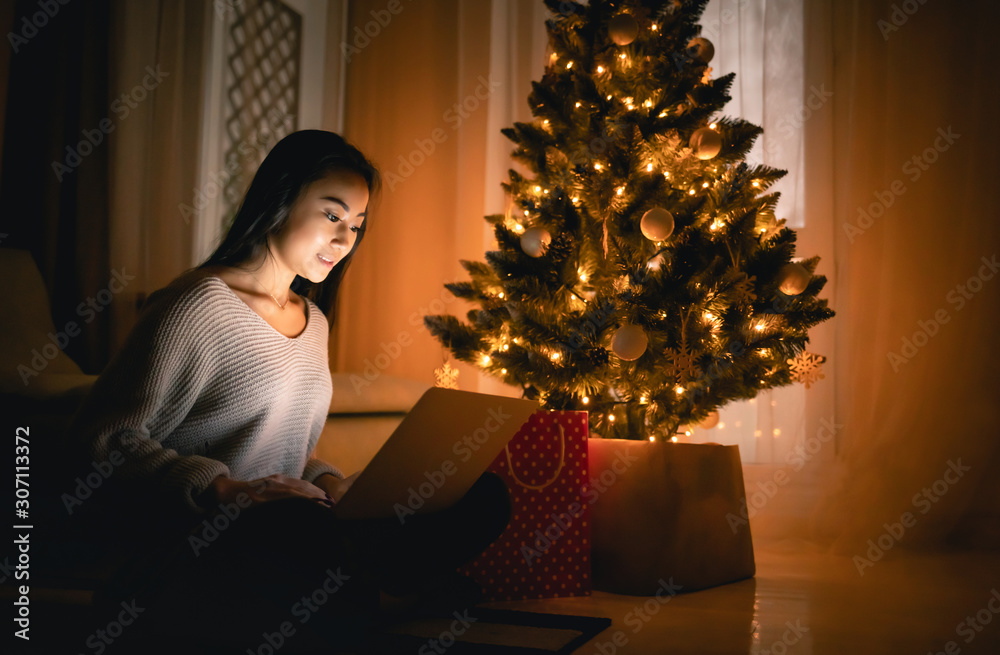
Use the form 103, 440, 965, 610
332, 387, 540, 520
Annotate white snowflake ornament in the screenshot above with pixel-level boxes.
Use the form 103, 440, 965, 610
665, 337, 700, 384
434, 360, 460, 389
787, 351, 825, 389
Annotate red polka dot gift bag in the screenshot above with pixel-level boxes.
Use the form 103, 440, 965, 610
459, 409, 591, 601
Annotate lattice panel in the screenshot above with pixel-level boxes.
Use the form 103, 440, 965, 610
221, 0, 302, 228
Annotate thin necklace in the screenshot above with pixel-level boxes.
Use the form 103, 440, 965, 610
248, 269, 287, 310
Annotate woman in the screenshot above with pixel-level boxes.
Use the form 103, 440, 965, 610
56, 130, 511, 652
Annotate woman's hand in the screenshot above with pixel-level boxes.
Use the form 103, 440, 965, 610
313, 471, 361, 504
199, 473, 333, 510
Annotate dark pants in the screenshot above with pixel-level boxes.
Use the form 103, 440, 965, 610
93, 472, 511, 653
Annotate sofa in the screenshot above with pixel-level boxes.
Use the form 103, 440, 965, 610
0, 248, 100, 434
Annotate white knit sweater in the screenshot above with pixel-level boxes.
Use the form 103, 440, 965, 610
63, 270, 344, 516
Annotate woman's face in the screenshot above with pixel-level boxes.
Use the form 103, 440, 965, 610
271, 168, 370, 283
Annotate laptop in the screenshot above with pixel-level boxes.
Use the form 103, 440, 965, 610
331, 387, 540, 520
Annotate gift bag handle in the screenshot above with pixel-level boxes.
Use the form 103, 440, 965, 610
504, 423, 566, 491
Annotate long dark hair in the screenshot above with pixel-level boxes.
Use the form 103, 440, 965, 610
198, 130, 381, 321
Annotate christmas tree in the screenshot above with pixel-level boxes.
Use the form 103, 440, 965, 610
424, 0, 834, 441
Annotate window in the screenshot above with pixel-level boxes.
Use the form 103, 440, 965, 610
692, 0, 809, 464
193, 0, 334, 264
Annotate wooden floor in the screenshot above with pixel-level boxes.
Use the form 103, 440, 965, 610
483, 538, 1000, 654
10, 538, 999, 654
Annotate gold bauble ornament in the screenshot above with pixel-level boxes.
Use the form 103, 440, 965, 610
699, 410, 720, 429
520, 227, 551, 257
611, 324, 649, 361
690, 127, 722, 160
778, 262, 811, 295
609, 13, 639, 46
640, 207, 675, 241
687, 37, 715, 63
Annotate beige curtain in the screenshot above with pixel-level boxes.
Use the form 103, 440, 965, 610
809, 0, 1000, 551
334, 0, 547, 392
107, 0, 210, 351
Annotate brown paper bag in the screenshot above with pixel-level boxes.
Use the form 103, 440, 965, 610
587, 439, 756, 595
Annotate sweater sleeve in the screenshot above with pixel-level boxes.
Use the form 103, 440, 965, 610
64, 282, 230, 516
302, 457, 345, 483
